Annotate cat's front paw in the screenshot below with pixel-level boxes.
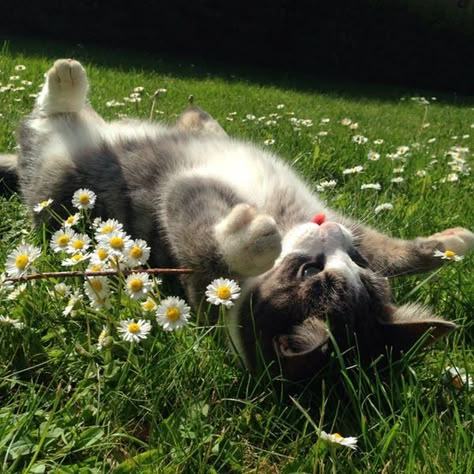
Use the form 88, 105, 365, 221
37, 59, 88, 114
215, 204, 282, 276
426, 227, 474, 256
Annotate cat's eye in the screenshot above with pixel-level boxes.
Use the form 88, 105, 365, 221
299, 262, 324, 279
303, 266, 322, 278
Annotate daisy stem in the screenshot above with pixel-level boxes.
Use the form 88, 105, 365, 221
330, 446, 337, 474
86, 316, 92, 353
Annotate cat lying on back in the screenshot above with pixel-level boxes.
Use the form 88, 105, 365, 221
1, 59, 473, 381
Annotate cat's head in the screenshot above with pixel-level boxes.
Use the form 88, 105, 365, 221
229, 221, 456, 381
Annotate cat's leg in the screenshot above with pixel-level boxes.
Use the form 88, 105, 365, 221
350, 223, 474, 276
36, 58, 89, 115
161, 176, 282, 301
175, 106, 227, 136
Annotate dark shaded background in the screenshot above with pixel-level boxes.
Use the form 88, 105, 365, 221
1, 0, 473, 94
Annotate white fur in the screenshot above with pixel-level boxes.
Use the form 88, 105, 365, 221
37, 59, 89, 115
275, 221, 361, 285
427, 227, 474, 255
214, 204, 282, 276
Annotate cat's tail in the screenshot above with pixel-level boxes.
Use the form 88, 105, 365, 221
0, 154, 19, 196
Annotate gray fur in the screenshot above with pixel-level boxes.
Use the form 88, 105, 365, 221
1, 59, 470, 381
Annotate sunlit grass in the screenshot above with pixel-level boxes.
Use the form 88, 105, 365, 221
0, 39, 473, 473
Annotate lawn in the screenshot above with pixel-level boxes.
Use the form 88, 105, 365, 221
0, 38, 473, 473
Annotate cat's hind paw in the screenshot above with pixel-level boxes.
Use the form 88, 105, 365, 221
37, 59, 88, 114
215, 204, 282, 276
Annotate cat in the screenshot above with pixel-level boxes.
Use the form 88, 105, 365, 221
1, 58, 473, 381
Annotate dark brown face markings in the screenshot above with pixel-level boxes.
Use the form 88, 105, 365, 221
236, 248, 397, 381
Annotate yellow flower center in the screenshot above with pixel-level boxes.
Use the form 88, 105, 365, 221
143, 299, 156, 311
101, 225, 114, 233
72, 254, 83, 262
130, 246, 143, 259
128, 322, 140, 334
91, 280, 103, 291
57, 235, 70, 246
40, 200, 49, 207
89, 265, 102, 272
97, 248, 108, 260
444, 250, 455, 259
217, 286, 231, 300
73, 240, 85, 250
15, 254, 29, 270
333, 433, 343, 441
66, 216, 76, 225
110, 237, 124, 249
79, 194, 90, 205
129, 278, 143, 292
166, 307, 181, 321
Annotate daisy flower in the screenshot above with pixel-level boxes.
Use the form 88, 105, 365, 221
320, 431, 358, 450
206, 278, 241, 308
0, 273, 14, 295
97, 325, 110, 350
396, 146, 410, 155
61, 252, 90, 267
341, 117, 352, 126
63, 290, 83, 317
125, 239, 151, 268
316, 180, 338, 192
433, 250, 463, 262
367, 151, 380, 161
118, 319, 152, 343
442, 366, 472, 390
33, 198, 53, 213
349, 122, 359, 130
0, 315, 25, 330
361, 183, 381, 190
84, 276, 111, 309
52, 282, 72, 298
125, 272, 151, 300
7, 283, 27, 301
141, 296, 157, 312
156, 296, 191, 331
94, 218, 124, 236
66, 233, 91, 255
97, 230, 132, 257
14, 64, 26, 71
72, 188, 96, 210
5, 243, 41, 278
373, 139, 384, 145
342, 165, 364, 175
391, 177, 404, 184
51, 228, 76, 253
90, 245, 111, 266
63, 213, 81, 228
374, 203, 394, 214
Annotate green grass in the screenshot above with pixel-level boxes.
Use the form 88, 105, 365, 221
0, 38, 473, 473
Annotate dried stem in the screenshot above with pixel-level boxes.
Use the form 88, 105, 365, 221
4, 267, 193, 284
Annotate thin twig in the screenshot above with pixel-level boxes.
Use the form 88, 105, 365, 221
3, 267, 193, 284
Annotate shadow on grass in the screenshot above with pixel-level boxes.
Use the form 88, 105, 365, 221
3, 35, 474, 107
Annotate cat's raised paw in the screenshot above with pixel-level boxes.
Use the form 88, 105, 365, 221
427, 227, 474, 256
37, 59, 88, 114
215, 204, 282, 276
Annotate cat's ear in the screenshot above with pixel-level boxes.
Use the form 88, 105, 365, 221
175, 106, 227, 136
273, 318, 330, 380
377, 303, 457, 354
